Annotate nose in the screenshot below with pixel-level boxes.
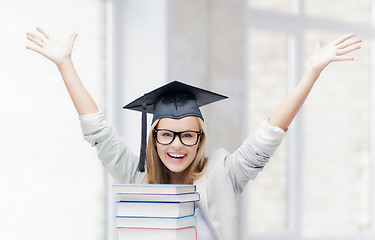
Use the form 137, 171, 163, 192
170, 134, 183, 149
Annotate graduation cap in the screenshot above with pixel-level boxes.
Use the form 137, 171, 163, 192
123, 81, 228, 172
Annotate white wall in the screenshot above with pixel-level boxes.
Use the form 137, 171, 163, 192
107, 1, 167, 239
0, 1, 106, 239
167, 0, 245, 153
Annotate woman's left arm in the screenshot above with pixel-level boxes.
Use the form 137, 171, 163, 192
268, 33, 362, 131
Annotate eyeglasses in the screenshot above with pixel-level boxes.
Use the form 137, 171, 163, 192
153, 129, 202, 146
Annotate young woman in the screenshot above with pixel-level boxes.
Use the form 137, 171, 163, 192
26, 28, 361, 239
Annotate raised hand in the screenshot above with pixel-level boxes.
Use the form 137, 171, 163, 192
26, 27, 99, 115
269, 33, 362, 130
308, 33, 362, 74
26, 27, 78, 66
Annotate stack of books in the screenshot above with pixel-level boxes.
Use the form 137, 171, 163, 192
112, 184, 200, 240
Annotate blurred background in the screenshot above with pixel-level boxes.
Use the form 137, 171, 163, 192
0, 0, 374, 239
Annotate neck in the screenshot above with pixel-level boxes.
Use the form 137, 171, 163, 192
169, 171, 186, 184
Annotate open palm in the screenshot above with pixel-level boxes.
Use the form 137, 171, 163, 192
309, 33, 362, 73
26, 27, 78, 65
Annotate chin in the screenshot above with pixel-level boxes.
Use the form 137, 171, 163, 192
166, 164, 189, 173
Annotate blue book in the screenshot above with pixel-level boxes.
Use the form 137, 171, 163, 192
116, 201, 196, 218
116, 192, 200, 202
116, 215, 196, 229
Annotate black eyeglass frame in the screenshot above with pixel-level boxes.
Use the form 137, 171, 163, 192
153, 129, 202, 146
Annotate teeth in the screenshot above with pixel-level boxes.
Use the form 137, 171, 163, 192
168, 153, 185, 158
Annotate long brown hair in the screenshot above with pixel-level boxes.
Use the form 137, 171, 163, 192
146, 117, 208, 184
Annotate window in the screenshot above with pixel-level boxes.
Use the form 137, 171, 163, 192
243, 0, 374, 239
246, 30, 288, 233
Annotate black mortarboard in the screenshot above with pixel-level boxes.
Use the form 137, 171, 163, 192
123, 81, 228, 172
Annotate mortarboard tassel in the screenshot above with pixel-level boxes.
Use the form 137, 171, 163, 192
137, 95, 147, 172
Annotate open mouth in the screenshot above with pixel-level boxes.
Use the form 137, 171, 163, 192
167, 153, 187, 160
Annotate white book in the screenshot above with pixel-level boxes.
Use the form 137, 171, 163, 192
116, 192, 200, 202
116, 201, 196, 218
116, 215, 196, 229
117, 226, 197, 240
112, 184, 196, 194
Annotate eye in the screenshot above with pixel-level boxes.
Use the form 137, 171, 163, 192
181, 132, 194, 138
160, 131, 173, 138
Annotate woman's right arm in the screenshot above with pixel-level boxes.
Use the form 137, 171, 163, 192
26, 27, 140, 182
80, 112, 139, 183
26, 27, 99, 115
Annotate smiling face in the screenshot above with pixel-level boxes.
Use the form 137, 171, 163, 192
155, 116, 201, 175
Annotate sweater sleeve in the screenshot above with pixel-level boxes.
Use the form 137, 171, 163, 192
78, 112, 139, 183
224, 119, 286, 193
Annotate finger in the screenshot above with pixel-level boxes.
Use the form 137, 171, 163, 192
315, 40, 322, 49
337, 38, 362, 49
25, 45, 43, 55
334, 56, 355, 61
36, 27, 50, 39
332, 33, 355, 46
336, 44, 361, 56
70, 33, 78, 43
26, 32, 44, 42
26, 34, 44, 48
